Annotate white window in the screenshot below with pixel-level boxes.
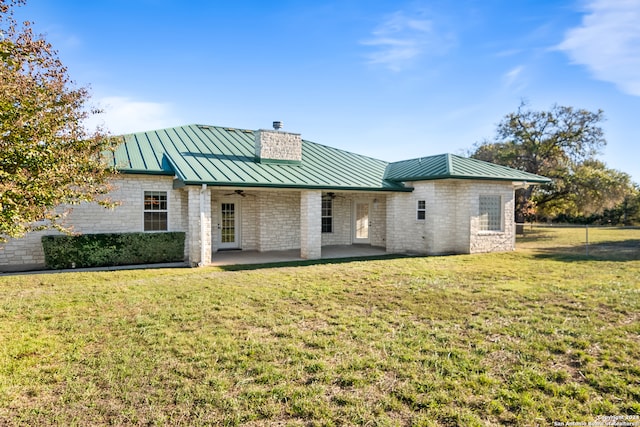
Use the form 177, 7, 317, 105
417, 200, 426, 220
144, 191, 168, 231
479, 195, 502, 231
322, 196, 333, 233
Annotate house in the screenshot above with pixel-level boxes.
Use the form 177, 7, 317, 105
0, 123, 550, 272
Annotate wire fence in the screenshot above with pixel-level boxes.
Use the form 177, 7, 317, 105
516, 223, 640, 260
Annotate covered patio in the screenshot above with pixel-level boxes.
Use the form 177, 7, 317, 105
210, 245, 393, 266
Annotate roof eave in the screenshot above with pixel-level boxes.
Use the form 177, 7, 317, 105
119, 169, 175, 176
388, 174, 552, 183
177, 181, 413, 192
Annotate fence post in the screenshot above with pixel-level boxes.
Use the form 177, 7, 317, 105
585, 224, 589, 256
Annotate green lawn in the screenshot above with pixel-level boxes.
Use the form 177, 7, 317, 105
1, 227, 639, 426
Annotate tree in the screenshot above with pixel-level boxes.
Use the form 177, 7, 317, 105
0, 0, 117, 242
539, 160, 636, 220
471, 101, 610, 221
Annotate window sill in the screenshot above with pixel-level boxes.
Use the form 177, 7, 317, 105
477, 230, 504, 236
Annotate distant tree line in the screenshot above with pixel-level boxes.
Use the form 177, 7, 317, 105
470, 102, 639, 225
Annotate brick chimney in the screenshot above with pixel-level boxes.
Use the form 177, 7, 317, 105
255, 122, 302, 164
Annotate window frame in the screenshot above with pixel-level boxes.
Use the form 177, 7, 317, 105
416, 200, 426, 221
143, 191, 169, 232
321, 195, 333, 233
478, 194, 502, 232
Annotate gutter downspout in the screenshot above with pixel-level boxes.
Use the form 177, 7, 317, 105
199, 184, 207, 267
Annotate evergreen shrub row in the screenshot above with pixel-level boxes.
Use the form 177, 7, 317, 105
41, 232, 185, 269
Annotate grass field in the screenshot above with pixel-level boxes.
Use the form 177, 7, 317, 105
1, 226, 639, 426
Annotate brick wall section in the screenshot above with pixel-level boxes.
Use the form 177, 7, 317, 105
300, 191, 322, 259
255, 130, 302, 162
319, 193, 386, 247
468, 182, 515, 253
186, 186, 211, 266
0, 175, 187, 272
257, 191, 301, 251
240, 195, 258, 250
2, 177, 516, 272
210, 190, 313, 255
321, 195, 351, 246
208, 190, 387, 259
209, 191, 259, 252
431, 181, 463, 254
386, 184, 427, 254
369, 196, 387, 247
386, 179, 515, 255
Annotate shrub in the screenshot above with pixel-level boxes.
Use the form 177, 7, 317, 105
41, 232, 185, 269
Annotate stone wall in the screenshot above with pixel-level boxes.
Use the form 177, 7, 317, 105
257, 191, 301, 251
319, 192, 386, 248
209, 190, 388, 257
240, 195, 258, 251
369, 196, 387, 248
320, 194, 352, 246
187, 186, 211, 266
468, 182, 515, 253
2, 177, 517, 272
386, 184, 429, 254
300, 191, 322, 259
386, 180, 515, 255
254, 129, 302, 163
210, 190, 302, 254
431, 181, 464, 254
0, 175, 187, 272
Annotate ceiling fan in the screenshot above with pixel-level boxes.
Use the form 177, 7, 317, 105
325, 192, 344, 199
223, 189, 248, 197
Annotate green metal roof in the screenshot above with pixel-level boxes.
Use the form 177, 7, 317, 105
385, 154, 551, 183
112, 125, 550, 190
113, 124, 408, 191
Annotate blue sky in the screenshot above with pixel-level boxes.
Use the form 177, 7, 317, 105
15, 0, 640, 183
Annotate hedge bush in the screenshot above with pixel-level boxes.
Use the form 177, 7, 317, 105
42, 232, 185, 269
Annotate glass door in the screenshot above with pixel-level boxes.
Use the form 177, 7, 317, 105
219, 202, 239, 249
353, 201, 370, 244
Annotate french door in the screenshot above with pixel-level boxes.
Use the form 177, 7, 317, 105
219, 201, 239, 249
353, 201, 370, 244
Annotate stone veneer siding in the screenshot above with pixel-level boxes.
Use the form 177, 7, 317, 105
386, 180, 515, 255
209, 190, 388, 259
0, 175, 188, 272
187, 186, 211, 266
468, 182, 516, 253
2, 177, 516, 272
320, 193, 386, 248
210, 190, 302, 254
300, 191, 322, 259
254, 129, 302, 162
257, 192, 301, 251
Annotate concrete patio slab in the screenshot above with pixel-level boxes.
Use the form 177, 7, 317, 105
210, 245, 392, 266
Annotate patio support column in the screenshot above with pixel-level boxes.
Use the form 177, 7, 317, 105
300, 190, 322, 259
187, 185, 211, 266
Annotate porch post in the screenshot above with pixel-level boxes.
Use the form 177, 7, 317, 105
187, 185, 211, 266
300, 190, 322, 259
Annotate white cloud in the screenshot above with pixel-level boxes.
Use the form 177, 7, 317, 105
503, 65, 526, 90
557, 0, 640, 96
361, 10, 452, 71
85, 97, 180, 135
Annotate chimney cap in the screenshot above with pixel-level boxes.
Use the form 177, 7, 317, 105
272, 121, 283, 130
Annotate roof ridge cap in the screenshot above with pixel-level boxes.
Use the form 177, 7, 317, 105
445, 153, 453, 175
